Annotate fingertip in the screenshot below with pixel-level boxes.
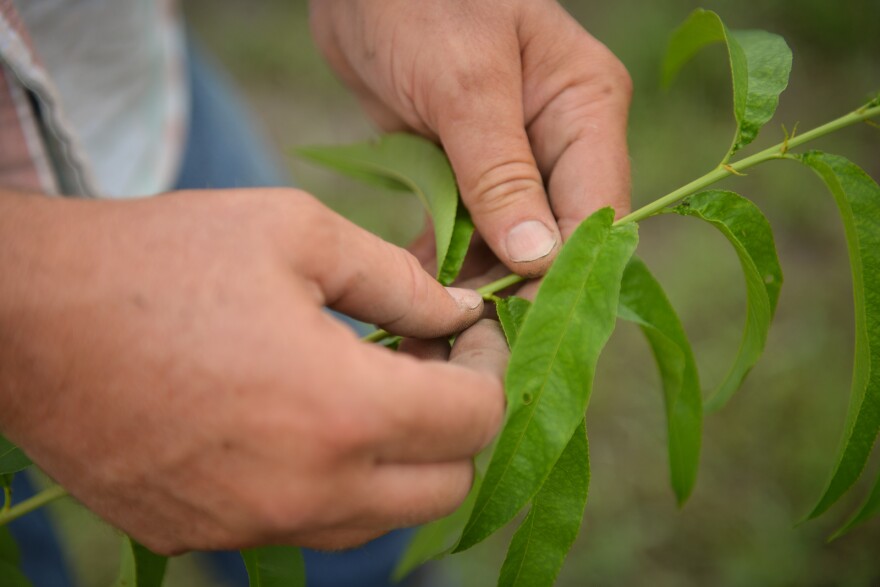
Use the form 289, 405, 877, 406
502, 219, 561, 276
445, 287, 484, 311
438, 286, 485, 335
451, 319, 510, 383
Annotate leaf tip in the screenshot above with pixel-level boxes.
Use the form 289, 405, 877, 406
674, 484, 695, 508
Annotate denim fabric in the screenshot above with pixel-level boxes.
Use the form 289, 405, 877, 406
8, 474, 72, 587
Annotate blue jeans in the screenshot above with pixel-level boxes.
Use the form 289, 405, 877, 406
9, 39, 432, 587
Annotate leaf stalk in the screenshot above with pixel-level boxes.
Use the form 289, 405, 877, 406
0, 484, 68, 526
362, 101, 879, 344
616, 102, 880, 225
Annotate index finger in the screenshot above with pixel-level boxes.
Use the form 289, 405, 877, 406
294, 198, 485, 338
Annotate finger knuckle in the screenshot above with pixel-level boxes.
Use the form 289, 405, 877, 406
590, 51, 632, 105
606, 57, 633, 102
435, 50, 506, 103
321, 408, 383, 457
276, 192, 345, 271
248, 492, 327, 538
276, 190, 332, 237
468, 159, 544, 215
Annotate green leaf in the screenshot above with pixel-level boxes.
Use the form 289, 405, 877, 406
392, 473, 482, 582
113, 537, 168, 587
0, 526, 21, 567
293, 143, 410, 193
833, 466, 880, 538
498, 296, 592, 586
495, 296, 532, 349
437, 205, 475, 285
797, 152, 880, 522
240, 545, 306, 587
455, 208, 638, 552
618, 257, 702, 504
497, 421, 589, 587
673, 190, 782, 411
296, 133, 473, 284
662, 9, 792, 155
0, 436, 32, 475
0, 560, 32, 587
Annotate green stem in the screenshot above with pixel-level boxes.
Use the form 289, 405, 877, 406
360, 273, 528, 344
362, 328, 392, 344
615, 102, 880, 225
362, 101, 879, 345
2, 486, 10, 513
476, 273, 526, 297
0, 484, 68, 526
474, 103, 879, 295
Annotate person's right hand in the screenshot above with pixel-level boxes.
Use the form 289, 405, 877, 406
0, 188, 508, 555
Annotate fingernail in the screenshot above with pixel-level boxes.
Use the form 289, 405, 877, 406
446, 287, 483, 310
506, 220, 557, 263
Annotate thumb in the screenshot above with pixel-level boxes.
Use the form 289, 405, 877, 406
433, 59, 561, 278
298, 202, 484, 338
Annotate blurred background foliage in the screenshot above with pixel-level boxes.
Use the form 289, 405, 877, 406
48, 1, 880, 586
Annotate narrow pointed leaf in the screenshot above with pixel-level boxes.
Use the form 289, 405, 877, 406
618, 257, 702, 504
294, 143, 409, 192
437, 205, 475, 285
833, 466, 880, 538
0, 436, 31, 475
455, 208, 638, 552
0, 527, 20, 567
662, 9, 792, 155
296, 133, 473, 284
394, 295, 533, 581
113, 537, 168, 587
797, 152, 880, 521
240, 545, 306, 587
0, 528, 29, 587
673, 190, 782, 411
498, 421, 589, 587
495, 296, 532, 349
0, 561, 31, 587
497, 296, 591, 586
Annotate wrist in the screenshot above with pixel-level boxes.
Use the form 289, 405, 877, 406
0, 191, 101, 430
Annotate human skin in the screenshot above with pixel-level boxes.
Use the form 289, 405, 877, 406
310, 0, 633, 279
0, 0, 632, 557
0, 188, 508, 555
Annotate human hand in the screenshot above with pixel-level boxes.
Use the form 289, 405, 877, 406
310, 0, 632, 277
0, 189, 507, 554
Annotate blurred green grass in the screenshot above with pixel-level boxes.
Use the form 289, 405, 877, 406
52, 1, 880, 585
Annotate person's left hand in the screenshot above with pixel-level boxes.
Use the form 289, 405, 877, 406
310, 0, 632, 278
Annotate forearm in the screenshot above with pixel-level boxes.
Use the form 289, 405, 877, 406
0, 189, 71, 434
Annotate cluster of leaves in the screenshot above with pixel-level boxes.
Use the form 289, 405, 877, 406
1, 8, 878, 587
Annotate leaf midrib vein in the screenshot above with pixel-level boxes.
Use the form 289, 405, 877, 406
466, 228, 612, 534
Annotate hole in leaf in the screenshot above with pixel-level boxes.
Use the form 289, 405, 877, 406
522, 392, 533, 405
